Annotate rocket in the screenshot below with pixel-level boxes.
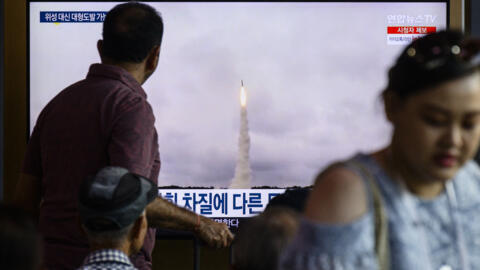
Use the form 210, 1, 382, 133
240, 80, 247, 107
230, 79, 252, 189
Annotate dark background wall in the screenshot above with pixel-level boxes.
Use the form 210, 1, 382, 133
4, 0, 26, 203
469, 0, 480, 37
0, 0, 3, 201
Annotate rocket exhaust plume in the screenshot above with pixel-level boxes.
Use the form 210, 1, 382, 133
230, 80, 252, 189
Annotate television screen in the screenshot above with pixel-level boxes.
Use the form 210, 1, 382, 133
29, 1, 448, 222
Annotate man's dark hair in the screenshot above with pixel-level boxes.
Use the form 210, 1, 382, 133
232, 207, 299, 270
0, 204, 42, 270
265, 187, 311, 212
102, 2, 163, 63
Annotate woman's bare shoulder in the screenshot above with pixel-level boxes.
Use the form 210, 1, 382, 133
304, 165, 368, 224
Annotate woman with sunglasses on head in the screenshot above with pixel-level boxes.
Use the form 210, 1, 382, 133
280, 30, 480, 270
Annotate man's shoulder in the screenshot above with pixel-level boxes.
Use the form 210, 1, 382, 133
65, 75, 145, 100
77, 249, 138, 270
45, 76, 147, 115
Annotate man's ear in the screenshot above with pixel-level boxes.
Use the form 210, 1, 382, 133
130, 215, 147, 240
97, 40, 104, 62
130, 218, 141, 239
145, 45, 160, 72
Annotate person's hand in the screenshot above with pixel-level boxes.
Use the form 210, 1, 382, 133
195, 216, 234, 248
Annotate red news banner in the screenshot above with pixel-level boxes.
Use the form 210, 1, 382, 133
387, 26, 437, 35
386, 26, 437, 45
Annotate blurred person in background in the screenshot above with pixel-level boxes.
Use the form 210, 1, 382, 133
280, 30, 480, 270
265, 187, 311, 212
0, 203, 42, 270
231, 207, 299, 270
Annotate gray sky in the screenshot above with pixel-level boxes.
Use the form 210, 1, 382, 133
30, 2, 447, 187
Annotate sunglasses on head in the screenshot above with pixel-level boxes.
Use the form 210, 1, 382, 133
405, 39, 480, 71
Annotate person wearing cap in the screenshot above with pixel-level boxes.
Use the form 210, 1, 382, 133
77, 167, 155, 270
14, 2, 233, 270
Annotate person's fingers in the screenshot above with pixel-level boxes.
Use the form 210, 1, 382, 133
200, 221, 234, 248
216, 234, 222, 248
212, 229, 223, 248
217, 225, 231, 247
213, 229, 222, 248
211, 234, 218, 248
222, 227, 228, 248
208, 230, 216, 246
219, 238, 224, 249
219, 229, 225, 247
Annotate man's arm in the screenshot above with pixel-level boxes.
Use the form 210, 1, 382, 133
146, 197, 234, 248
109, 98, 233, 248
14, 173, 42, 222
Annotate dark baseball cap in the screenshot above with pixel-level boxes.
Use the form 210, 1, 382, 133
78, 167, 157, 231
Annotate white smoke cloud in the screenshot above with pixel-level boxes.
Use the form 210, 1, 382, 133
230, 107, 252, 188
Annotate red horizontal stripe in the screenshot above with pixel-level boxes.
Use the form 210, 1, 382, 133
387, 26, 436, 34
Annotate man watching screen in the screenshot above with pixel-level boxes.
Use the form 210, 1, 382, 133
15, 2, 233, 269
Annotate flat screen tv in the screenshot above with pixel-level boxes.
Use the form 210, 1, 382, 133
28, 1, 449, 224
